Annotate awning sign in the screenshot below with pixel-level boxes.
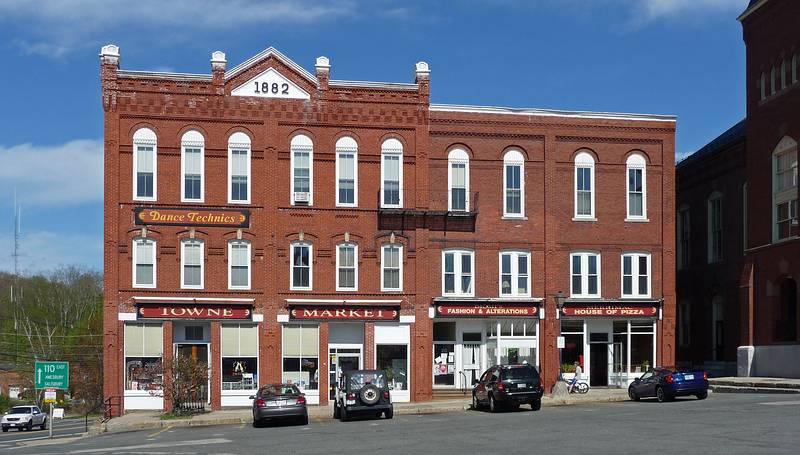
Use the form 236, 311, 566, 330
289, 307, 399, 321
134, 207, 250, 228
435, 304, 538, 318
561, 304, 658, 317
138, 304, 252, 320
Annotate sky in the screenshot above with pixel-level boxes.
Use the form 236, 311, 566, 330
0, 0, 750, 274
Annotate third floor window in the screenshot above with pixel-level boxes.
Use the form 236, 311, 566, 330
574, 151, 595, 219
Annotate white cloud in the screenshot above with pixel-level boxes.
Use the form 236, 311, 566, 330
0, 230, 102, 273
635, 0, 749, 21
0, 139, 103, 206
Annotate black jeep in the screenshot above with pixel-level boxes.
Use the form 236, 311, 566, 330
333, 369, 394, 421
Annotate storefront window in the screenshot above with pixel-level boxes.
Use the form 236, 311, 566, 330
282, 324, 319, 391
630, 321, 654, 373
612, 321, 629, 374
221, 324, 258, 391
560, 320, 584, 371
124, 323, 163, 391
487, 320, 538, 368
433, 322, 455, 386
376, 345, 408, 391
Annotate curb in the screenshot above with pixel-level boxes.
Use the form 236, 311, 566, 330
710, 385, 800, 394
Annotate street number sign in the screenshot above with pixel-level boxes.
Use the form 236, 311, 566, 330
35, 361, 69, 389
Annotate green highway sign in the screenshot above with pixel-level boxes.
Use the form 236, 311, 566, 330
35, 361, 69, 389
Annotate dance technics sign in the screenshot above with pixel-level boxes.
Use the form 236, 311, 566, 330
134, 207, 250, 227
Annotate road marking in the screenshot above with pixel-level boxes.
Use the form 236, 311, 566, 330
759, 400, 800, 406
147, 425, 173, 438
66, 438, 231, 454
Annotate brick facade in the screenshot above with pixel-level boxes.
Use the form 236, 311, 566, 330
102, 45, 676, 412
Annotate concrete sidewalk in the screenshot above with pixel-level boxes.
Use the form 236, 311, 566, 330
709, 377, 800, 394
98, 388, 629, 434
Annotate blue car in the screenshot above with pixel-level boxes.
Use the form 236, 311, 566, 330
628, 367, 709, 402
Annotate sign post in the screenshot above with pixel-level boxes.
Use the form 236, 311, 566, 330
35, 361, 69, 439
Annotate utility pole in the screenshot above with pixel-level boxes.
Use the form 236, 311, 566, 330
11, 189, 21, 366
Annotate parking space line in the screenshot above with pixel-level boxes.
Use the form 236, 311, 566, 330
147, 425, 173, 438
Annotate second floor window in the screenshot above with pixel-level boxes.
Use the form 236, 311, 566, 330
774, 137, 798, 241
443, 249, 474, 296
707, 192, 723, 263
181, 239, 203, 289
381, 244, 402, 291
677, 206, 690, 270
228, 132, 251, 204
621, 252, 650, 298
229, 240, 250, 290
499, 251, 530, 297
503, 149, 525, 217
571, 252, 599, 298
448, 148, 470, 212
336, 136, 358, 207
181, 130, 204, 202
133, 128, 157, 200
133, 237, 156, 288
381, 138, 403, 207
574, 151, 595, 219
291, 242, 312, 290
626, 153, 646, 219
291, 134, 313, 205
336, 243, 357, 291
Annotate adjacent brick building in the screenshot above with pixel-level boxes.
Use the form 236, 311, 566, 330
101, 44, 676, 413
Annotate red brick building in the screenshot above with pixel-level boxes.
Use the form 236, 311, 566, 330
101, 45, 676, 413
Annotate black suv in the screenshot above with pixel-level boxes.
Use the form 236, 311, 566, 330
333, 370, 394, 421
472, 364, 543, 412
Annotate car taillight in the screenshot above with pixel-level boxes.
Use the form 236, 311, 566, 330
255, 398, 266, 408
296, 396, 306, 405
703, 371, 708, 380
347, 393, 355, 400
383, 391, 390, 400
665, 374, 674, 383
496, 382, 505, 392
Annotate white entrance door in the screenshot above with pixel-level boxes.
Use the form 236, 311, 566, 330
329, 344, 362, 400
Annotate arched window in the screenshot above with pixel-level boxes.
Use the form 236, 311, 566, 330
503, 149, 525, 217
228, 132, 251, 204
181, 239, 204, 289
771, 65, 777, 95
773, 136, 798, 241
290, 134, 313, 205
381, 138, 403, 208
336, 242, 358, 291
707, 191, 723, 263
448, 148, 470, 212
335, 136, 358, 207
181, 130, 205, 202
133, 128, 157, 201
574, 151, 595, 219
132, 237, 156, 288
793, 53, 798, 84
776, 278, 798, 342
781, 59, 788, 90
626, 153, 647, 220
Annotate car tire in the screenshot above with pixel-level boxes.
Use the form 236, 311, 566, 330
696, 391, 708, 400
17, 427, 23, 431
2, 427, 7, 432
340, 406, 349, 422
333, 402, 340, 419
489, 394, 499, 413
298, 415, 308, 425
656, 387, 668, 403
359, 384, 380, 405
628, 387, 640, 402
26, 421, 32, 431
385, 408, 393, 419
252, 417, 262, 428
531, 399, 541, 411
40, 418, 47, 431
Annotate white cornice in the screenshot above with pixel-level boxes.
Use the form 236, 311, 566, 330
117, 70, 211, 81
329, 80, 418, 91
738, 0, 769, 21
132, 296, 256, 302
430, 103, 676, 123
285, 298, 404, 304
225, 46, 317, 83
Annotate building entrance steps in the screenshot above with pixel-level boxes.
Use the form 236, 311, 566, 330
709, 377, 800, 394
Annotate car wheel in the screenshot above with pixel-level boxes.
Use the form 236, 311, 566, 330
298, 415, 308, 425
26, 421, 32, 431
628, 387, 640, 402
340, 406, 349, 422
40, 418, 47, 430
252, 416, 262, 428
385, 407, 393, 419
696, 390, 708, 400
656, 387, 667, 403
531, 399, 541, 411
333, 402, 340, 419
359, 384, 380, 405
489, 394, 498, 413
2, 427, 7, 432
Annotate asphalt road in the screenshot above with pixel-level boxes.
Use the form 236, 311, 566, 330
7, 394, 800, 454
0, 417, 89, 450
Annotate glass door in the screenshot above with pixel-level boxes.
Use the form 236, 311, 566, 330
328, 346, 362, 399
461, 332, 482, 387
175, 343, 210, 404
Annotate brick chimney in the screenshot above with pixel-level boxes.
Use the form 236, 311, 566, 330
316, 56, 330, 91
211, 51, 226, 89
99, 44, 120, 112
415, 61, 430, 103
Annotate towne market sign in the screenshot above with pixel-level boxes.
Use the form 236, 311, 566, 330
289, 306, 399, 321
561, 304, 658, 317
134, 207, 250, 228
436, 303, 539, 317
138, 304, 253, 320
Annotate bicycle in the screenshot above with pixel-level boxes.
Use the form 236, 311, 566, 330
558, 371, 589, 394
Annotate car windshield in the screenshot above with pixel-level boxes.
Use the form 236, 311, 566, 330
503, 366, 539, 380
263, 385, 300, 396
9, 407, 32, 414
348, 372, 387, 390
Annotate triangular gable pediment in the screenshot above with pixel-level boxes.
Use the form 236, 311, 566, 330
225, 47, 316, 100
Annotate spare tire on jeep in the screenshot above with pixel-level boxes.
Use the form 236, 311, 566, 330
360, 384, 380, 405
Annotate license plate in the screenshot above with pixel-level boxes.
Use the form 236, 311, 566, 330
276, 400, 286, 406
517, 383, 526, 389
684, 374, 694, 380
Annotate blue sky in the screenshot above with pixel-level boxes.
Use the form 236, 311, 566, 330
0, 0, 749, 273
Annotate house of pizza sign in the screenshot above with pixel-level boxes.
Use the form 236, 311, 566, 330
436, 304, 538, 317
289, 306, 399, 321
138, 304, 252, 319
561, 304, 658, 317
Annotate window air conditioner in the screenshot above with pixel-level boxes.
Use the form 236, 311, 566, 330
294, 192, 310, 203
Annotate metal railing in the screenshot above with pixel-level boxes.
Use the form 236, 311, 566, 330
102, 396, 121, 423
459, 371, 469, 396
376, 189, 480, 213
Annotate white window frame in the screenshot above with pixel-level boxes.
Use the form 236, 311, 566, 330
132, 237, 156, 289
228, 240, 251, 290
381, 244, 403, 292
498, 250, 531, 297
442, 249, 475, 297
707, 192, 723, 263
290, 134, 314, 206
503, 149, 525, 218
181, 130, 205, 203
772, 137, 798, 242
290, 242, 313, 291
335, 243, 358, 291
180, 239, 204, 290
448, 149, 470, 212
570, 251, 601, 298
381, 138, 404, 208
625, 153, 647, 220
132, 128, 157, 201
620, 252, 651, 298
335, 136, 358, 207
574, 151, 595, 220
228, 132, 251, 204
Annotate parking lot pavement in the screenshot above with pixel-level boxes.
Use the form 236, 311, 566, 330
8, 394, 800, 454
0, 418, 89, 449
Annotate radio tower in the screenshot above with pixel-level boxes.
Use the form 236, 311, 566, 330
12, 188, 21, 276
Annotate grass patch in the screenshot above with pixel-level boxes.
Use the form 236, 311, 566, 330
160, 412, 194, 420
